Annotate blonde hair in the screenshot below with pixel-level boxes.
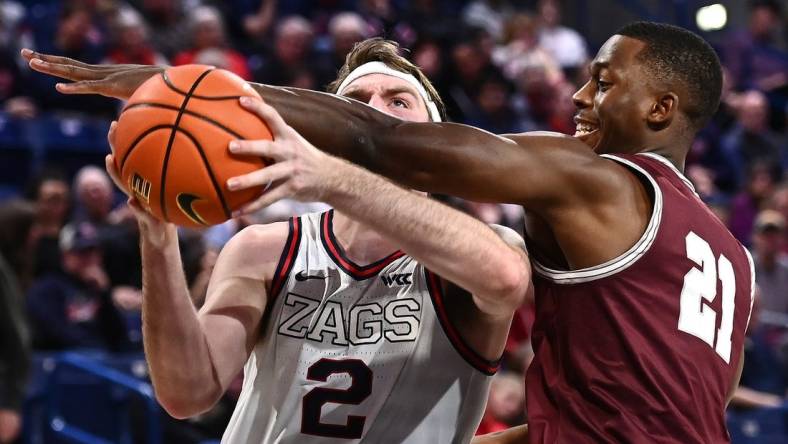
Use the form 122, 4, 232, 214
327, 38, 447, 121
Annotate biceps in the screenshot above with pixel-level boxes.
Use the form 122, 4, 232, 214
199, 278, 267, 389
367, 123, 530, 202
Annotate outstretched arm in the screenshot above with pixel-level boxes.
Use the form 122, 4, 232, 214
22, 50, 617, 208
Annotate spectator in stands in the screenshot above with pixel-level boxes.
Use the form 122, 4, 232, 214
173, 6, 251, 80
72, 166, 114, 227
729, 161, 780, 245
722, 0, 788, 93
493, 14, 563, 86
0, 1, 36, 119
251, 15, 316, 89
462, 0, 517, 42
314, 12, 370, 88
240, 0, 277, 42
28, 2, 115, 116
26, 170, 70, 278
465, 73, 533, 134
476, 371, 525, 435
751, 210, 788, 314
105, 7, 168, 66
536, 0, 588, 81
0, 200, 34, 444
720, 90, 787, 191
444, 31, 502, 122
26, 222, 127, 351
771, 182, 788, 250
136, 0, 192, 59
730, 286, 786, 409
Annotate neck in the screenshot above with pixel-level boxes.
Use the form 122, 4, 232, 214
642, 132, 692, 173
331, 211, 399, 264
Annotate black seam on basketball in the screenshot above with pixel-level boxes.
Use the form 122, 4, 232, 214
119, 125, 176, 172
161, 70, 244, 100
173, 126, 232, 219
122, 103, 244, 139
161, 68, 214, 221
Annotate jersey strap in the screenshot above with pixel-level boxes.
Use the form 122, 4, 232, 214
269, 216, 303, 300
319, 210, 405, 280
424, 269, 500, 375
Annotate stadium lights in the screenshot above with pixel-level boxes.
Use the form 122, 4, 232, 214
696, 4, 727, 31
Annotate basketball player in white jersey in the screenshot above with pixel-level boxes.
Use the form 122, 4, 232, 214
104, 39, 531, 443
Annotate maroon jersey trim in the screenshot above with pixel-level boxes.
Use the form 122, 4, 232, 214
269, 216, 303, 300
423, 268, 501, 375
319, 210, 405, 281
532, 154, 663, 284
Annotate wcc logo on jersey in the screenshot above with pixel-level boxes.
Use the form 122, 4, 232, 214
277, 292, 420, 346
380, 273, 412, 287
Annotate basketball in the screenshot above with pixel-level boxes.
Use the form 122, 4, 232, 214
113, 65, 271, 227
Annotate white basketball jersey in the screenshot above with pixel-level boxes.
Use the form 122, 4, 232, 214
222, 211, 496, 444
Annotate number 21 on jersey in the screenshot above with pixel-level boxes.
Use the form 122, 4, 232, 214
678, 231, 736, 364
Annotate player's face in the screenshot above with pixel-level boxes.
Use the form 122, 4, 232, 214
340, 73, 432, 123
572, 35, 655, 154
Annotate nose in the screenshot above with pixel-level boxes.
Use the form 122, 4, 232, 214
367, 94, 387, 113
572, 80, 593, 110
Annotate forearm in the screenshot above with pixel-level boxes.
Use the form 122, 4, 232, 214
140, 225, 220, 417
251, 83, 530, 202
323, 158, 527, 308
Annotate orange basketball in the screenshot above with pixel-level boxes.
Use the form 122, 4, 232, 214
113, 65, 271, 227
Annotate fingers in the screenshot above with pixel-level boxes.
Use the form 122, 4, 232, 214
233, 184, 292, 217
228, 138, 279, 160
107, 120, 118, 155
55, 80, 109, 95
239, 97, 289, 139
227, 161, 291, 192
105, 154, 125, 192
30, 58, 110, 81
22, 49, 83, 67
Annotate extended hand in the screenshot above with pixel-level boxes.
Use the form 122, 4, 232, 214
105, 122, 174, 246
226, 97, 342, 215
22, 49, 165, 100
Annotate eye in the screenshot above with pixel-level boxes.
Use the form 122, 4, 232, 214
391, 98, 410, 108
596, 79, 611, 92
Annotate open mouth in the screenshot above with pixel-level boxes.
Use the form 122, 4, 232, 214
572, 118, 600, 148
573, 121, 598, 137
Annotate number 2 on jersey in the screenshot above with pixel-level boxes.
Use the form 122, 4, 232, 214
678, 231, 736, 363
301, 358, 373, 439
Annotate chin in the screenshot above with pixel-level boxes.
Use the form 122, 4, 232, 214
573, 131, 601, 152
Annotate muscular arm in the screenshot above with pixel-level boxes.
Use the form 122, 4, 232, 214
322, 157, 530, 318
252, 84, 617, 207
140, 222, 286, 419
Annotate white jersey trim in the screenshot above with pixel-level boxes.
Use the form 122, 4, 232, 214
532, 154, 663, 284
638, 152, 698, 196
744, 247, 756, 330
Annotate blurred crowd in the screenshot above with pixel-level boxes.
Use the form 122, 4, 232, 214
0, 0, 786, 442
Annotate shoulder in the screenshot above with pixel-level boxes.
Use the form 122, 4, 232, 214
219, 221, 294, 278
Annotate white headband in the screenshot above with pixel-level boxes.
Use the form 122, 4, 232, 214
336, 61, 442, 122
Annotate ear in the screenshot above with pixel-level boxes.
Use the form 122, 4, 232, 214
646, 92, 678, 131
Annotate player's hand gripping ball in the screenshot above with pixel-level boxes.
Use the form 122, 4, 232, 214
113, 65, 272, 227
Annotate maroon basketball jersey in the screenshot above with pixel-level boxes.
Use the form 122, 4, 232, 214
526, 153, 755, 444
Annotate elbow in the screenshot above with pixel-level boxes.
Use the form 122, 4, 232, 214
156, 386, 222, 420
489, 254, 531, 309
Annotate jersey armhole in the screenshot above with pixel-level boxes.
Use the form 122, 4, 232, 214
424, 268, 501, 376
268, 216, 303, 302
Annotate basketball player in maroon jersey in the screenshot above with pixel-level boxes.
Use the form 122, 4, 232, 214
25, 21, 754, 443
